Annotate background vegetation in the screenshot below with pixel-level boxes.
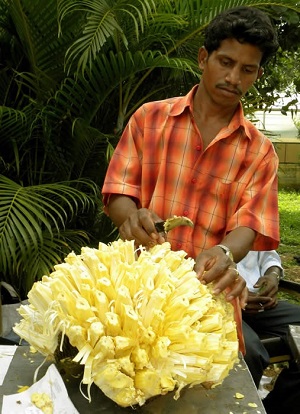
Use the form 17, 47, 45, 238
0, 0, 299, 298
278, 190, 300, 279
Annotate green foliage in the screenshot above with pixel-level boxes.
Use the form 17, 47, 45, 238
0, 0, 300, 297
278, 189, 300, 248
292, 114, 300, 136
0, 176, 99, 297
241, 6, 300, 115
278, 290, 300, 305
277, 189, 300, 302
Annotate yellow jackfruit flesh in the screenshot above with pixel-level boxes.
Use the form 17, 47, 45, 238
14, 240, 239, 407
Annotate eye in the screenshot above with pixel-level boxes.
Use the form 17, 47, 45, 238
220, 59, 231, 67
243, 66, 256, 74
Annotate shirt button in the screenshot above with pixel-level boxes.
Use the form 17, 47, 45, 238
191, 178, 196, 184
177, 243, 182, 249
196, 145, 201, 151
183, 210, 189, 216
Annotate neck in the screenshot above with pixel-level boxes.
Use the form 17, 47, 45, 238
193, 83, 238, 124
192, 84, 240, 149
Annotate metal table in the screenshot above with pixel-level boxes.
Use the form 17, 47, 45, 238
0, 346, 266, 413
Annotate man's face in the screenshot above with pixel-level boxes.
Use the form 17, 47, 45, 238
198, 38, 263, 107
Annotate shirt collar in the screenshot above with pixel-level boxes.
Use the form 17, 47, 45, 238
169, 85, 252, 140
168, 85, 198, 116
227, 103, 252, 140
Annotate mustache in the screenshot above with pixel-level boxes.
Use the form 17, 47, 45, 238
216, 83, 243, 96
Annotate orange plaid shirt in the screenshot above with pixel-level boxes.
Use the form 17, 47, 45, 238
102, 85, 279, 254
102, 85, 280, 353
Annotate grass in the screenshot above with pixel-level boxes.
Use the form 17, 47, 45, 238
277, 189, 300, 303
277, 189, 300, 270
278, 189, 300, 251
259, 191, 300, 382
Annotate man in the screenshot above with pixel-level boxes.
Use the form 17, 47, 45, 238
238, 250, 300, 386
238, 250, 300, 414
102, 7, 280, 346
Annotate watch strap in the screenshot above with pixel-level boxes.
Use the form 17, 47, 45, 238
216, 244, 234, 261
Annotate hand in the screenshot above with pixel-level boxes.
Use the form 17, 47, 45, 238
194, 246, 247, 307
253, 273, 279, 297
244, 274, 279, 313
118, 208, 166, 247
244, 291, 277, 313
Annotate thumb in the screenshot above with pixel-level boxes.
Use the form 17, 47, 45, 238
253, 277, 264, 288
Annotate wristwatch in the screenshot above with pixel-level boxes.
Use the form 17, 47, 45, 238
266, 270, 281, 282
216, 244, 234, 261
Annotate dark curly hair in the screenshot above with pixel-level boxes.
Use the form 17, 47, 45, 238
204, 6, 279, 66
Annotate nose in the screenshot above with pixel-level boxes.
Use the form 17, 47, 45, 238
225, 67, 241, 86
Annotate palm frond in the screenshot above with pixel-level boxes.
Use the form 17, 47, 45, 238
5, 228, 91, 297
0, 105, 28, 144
6, 0, 80, 96
69, 118, 112, 181
58, 0, 156, 73
51, 50, 199, 124
0, 176, 98, 284
0, 105, 33, 177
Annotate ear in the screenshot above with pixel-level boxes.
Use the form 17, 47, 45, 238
257, 67, 264, 80
198, 46, 208, 70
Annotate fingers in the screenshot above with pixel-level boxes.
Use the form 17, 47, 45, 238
195, 247, 247, 302
224, 283, 248, 309
258, 302, 266, 313
119, 209, 165, 248
255, 275, 279, 297
224, 275, 247, 303
197, 253, 232, 282
243, 295, 275, 313
262, 297, 277, 310
209, 266, 246, 297
243, 299, 266, 313
239, 286, 249, 310
119, 220, 151, 247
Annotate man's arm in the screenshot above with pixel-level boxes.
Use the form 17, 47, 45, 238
245, 251, 283, 313
108, 195, 249, 304
107, 194, 139, 228
218, 227, 257, 263
255, 250, 283, 300
264, 265, 282, 284
193, 227, 255, 307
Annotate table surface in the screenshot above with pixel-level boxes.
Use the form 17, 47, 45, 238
0, 346, 266, 414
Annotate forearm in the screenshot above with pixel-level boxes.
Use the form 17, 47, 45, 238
107, 194, 138, 228
264, 265, 283, 283
219, 227, 256, 263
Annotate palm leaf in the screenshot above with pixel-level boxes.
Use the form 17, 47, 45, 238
6, 0, 81, 96
0, 106, 28, 136
0, 175, 98, 285
58, 0, 156, 73
19, 228, 91, 295
58, 0, 300, 75
68, 118, 112, 182
50, 49, 199, 125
